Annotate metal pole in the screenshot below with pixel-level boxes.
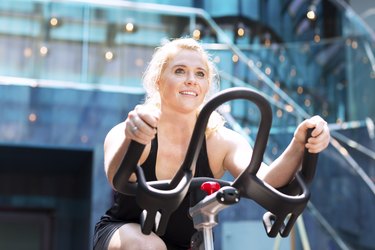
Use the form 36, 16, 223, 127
203, 227, 214, 250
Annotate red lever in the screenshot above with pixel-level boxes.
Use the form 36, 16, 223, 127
200, 181, 221, 195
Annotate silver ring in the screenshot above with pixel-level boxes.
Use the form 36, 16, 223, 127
131, 126, 138, 132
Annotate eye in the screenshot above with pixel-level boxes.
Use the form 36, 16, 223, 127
196, 71, 205, 78
175, 68, 185, 74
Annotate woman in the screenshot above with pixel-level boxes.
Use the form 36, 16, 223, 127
94, 38, 330, 250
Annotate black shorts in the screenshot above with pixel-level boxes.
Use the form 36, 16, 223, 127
93, 217, 198, 250
93, 220, 125, 250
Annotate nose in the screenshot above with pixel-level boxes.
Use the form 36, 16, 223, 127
185, 72, 197, 85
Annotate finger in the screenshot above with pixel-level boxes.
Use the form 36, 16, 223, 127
305, 141, 327, 153
136, 106, 160, 129
310, 122, 326, 138
133, 115, 157, 137
128, 108, 157, 134
308, 131, 323, 143
125, 118, 138, 137
125, 116, 155, 145
306, 133, 330, 153
128, 124, 154, 145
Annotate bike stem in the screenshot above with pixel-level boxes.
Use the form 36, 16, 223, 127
189, 185, 240, 250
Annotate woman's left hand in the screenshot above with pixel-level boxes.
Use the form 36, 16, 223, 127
294, 115, 330, 153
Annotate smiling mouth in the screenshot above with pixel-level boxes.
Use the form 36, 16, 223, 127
179, 91, 198, 97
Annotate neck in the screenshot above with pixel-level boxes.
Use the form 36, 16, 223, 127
158, 107, 197, 140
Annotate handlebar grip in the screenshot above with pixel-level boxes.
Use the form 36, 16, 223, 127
277, 128, 319, 195
113, 140, 146, 195
300, 128, 319, 185
262, 127, 319, 237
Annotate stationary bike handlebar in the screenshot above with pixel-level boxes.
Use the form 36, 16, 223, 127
113, 87, 318, 237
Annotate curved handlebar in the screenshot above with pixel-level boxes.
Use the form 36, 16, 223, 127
113, 87, 271, 235
113, 87, 318, 238
261, 128, 319, 237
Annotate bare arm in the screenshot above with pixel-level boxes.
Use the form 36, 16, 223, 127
223, 115, 330, 188
104, 105, 160, 189
104, 122, 131, 188
256, 137, 304, 187
257, 115, 330, 188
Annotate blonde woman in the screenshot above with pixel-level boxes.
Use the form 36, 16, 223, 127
93, 38, 330, 250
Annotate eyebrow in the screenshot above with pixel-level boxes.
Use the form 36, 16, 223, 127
172, 64, 207, 72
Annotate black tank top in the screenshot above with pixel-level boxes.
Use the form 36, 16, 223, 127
105, 135, 214, 248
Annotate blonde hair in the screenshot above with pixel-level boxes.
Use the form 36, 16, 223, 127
142, 37, 225, 135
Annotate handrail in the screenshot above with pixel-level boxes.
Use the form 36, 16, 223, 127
328, 0, 375, 41
306, 202, 351, 250
330, 136, 375, 196
328, 0, 375, 74
332, 130, 375, 161
0, 75, 145, 94
219, 71, 302, 119
32, 0, 204, 17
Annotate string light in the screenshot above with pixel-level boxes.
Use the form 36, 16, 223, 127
290, 67, 297, 77
265, 67, 271, 75
232, 54, 239, 63
39, 46, 48, 56
307, 5, 317, 20
307, 10, 316, 20
236, 22, 246, 38
297, 86, 304, 94
237, 27, 245, 37
135, 58, 144, 67
125, 22, 135, 32
276, 109, 283, 118
314, 34, 321, 43
285, 104, 294, 113
28, 113, 37, 122
23, 47, 32, 58
193, 29, 201, 40
213, 56, 221, 63
264, 37, 271, 47
304, 98, 311, 107
247, 60, 254, 67
279, 54, 285, 62
351, 40, 358, 49
104, 50, 114, 61
49, 17, 59, 27
274, 80, 281, 88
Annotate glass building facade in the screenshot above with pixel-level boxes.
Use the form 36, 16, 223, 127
0, 0, 374, 249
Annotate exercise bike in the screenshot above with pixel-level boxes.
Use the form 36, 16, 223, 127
113, 87, 318, 249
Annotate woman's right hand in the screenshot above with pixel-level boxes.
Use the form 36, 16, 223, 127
125, 104, 160, 145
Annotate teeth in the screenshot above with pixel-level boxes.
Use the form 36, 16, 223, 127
180, 91, 197, 96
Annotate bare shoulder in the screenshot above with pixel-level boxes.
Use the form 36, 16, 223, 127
208, 126, 248, 146
206, 127, 251, 178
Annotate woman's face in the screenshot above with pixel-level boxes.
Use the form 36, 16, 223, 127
157, 49, 210, 114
